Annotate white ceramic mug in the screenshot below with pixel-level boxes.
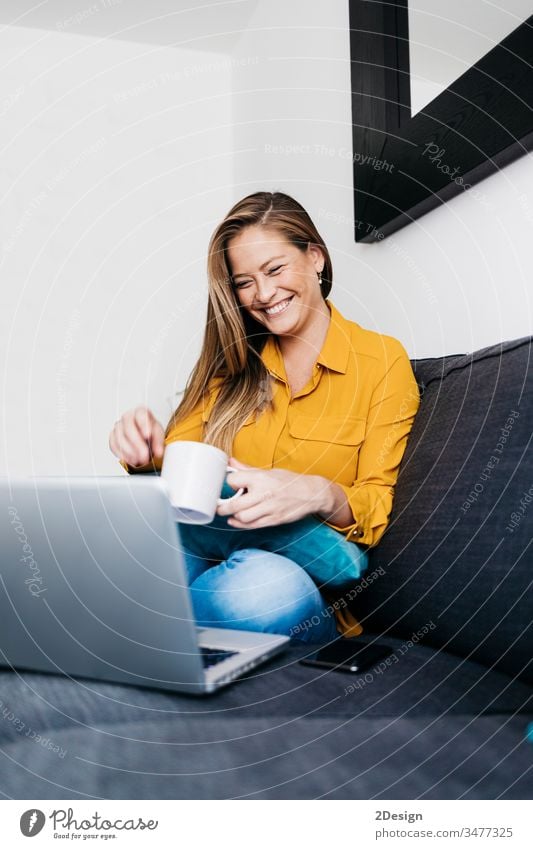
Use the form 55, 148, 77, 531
160, 441, 244, 524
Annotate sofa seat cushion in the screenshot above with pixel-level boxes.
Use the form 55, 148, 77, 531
0, 638, 530, 734
1, 710, 531, 800
2, 640, 530, 798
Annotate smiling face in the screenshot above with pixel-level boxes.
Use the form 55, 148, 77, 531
226, 225, 327, 338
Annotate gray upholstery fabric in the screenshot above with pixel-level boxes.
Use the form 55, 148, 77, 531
0, 642, 531, 799
0, 641, 531, 741
357, 338, 533, 683
1, 713, 531, 800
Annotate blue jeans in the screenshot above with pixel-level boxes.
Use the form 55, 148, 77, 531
181, 544, 339, 644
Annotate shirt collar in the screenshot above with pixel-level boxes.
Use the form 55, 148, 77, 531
260, 299, 351, 378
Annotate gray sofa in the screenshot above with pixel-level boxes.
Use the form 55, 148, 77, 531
0, 337, 531, 799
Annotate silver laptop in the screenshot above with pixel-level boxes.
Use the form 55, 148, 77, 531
0, 476, 289, 694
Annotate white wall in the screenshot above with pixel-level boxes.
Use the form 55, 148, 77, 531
2, 0, 532, 476
1, 5, 241, 476
231, 0, 533, 358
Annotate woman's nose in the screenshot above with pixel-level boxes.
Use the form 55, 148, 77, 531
254, 275, 277, 302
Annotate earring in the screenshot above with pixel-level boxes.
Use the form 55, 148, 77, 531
317, 271, 323, 284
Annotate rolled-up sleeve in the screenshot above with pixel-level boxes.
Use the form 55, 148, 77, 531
326, 341, 420, 547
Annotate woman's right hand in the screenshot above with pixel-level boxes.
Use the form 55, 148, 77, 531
109, 407, 165, 468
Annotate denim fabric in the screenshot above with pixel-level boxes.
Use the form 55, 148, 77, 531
181, 543, 339, 644
179, 479, 369, 594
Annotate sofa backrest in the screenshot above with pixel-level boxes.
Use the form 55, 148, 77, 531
357, 336, 533, 683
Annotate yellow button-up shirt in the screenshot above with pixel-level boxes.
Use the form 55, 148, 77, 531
121, 299, 420, 635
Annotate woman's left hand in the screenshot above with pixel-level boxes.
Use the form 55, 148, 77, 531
216, 458, 329, 528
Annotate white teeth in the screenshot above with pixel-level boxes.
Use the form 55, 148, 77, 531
264, 297, 292, 315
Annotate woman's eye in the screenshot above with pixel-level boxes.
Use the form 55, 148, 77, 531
234, 265, 284, 288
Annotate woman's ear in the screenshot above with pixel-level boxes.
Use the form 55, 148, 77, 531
307, 242, 325, 274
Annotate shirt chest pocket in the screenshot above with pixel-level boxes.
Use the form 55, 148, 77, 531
288, 415, 366, 481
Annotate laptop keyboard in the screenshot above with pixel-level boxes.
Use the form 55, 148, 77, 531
200, 647, 238, 669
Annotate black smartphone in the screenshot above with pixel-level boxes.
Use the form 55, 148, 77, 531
299, 639, 393, 673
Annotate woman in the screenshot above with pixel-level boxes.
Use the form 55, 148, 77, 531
109, 191, 420, 643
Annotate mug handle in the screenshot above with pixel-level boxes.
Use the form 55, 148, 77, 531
216, 466, 245, 505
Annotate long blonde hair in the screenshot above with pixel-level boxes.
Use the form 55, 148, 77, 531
165, 191, 333, 454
